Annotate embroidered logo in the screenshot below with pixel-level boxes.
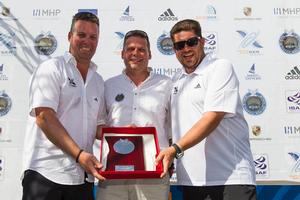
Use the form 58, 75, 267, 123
68, 77, 76, 87
194, 83, 201, 89
173, 86, 178, 94
115, 94, 124, 102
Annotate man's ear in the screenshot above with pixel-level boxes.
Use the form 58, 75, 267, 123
68, 32, 72, 41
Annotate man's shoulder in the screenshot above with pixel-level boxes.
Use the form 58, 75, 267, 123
104, 74, 123, 85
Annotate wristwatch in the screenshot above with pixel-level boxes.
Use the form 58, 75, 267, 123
171, 143, 184, 159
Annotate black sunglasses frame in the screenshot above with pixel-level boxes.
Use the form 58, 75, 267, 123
173, 37, 200, 51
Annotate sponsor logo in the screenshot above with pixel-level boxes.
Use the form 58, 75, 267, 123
234, 7, 262, 20
250, 125, 272, 141
285, 66, 300, 80
158, 8, 178, 21
0, 64, 8, 81
196, 5, 217, 21
0, 6, 17, 20
245, 64, 261, 80
0, 123, 11, 143
32, 9, 61, 18
78, 9, 98, 16
115, 94, 124, 102
68, 77, 77, 87
0, 156, 4, 180
173, 86, 178, 95
152, 67, 181, 77
273, 7, 300, 17
114, 31, 125, 55
286, 91, 300, 113
288, 152, 300, 179
237, 30, 263, 55
119, 6, 134, 21
203, 32, 218, 54
0, 31, 16, 55
252, 125, 261, 136
242, 89, 266, 115
284, 126, 300, 138
34, 32, 57, 55
254, 154, 269, 178
0, 90, 12, 117
279, 30, 300, 54
157, 32, 174, 55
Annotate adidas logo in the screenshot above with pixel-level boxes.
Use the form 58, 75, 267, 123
285, 66, 300, 80
158, 8, 178, 21
194, 83, 201, 89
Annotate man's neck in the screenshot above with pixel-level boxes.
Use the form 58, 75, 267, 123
125, 68, 150, 86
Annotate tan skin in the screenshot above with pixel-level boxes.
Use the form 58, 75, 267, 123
122, 36, 151, 86
35, 20, 105, 181
155, 30, 226, 177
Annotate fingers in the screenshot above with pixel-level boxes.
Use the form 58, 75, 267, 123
155, 151, 164, 165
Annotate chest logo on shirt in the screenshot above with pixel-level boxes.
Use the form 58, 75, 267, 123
68, 77, 77, 87
173, 86, 178, 95
194, 83, 201, 89
115, 94, 125, 102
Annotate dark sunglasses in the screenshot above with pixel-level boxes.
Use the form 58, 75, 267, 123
173, 37, 200, 51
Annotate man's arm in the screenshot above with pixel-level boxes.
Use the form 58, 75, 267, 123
156, 111, 225, 177
35, 107, 105, 180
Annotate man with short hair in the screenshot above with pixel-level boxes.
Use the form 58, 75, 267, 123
156, 19, 256, 200
22, 12, 106, 200
96, 30, 172, 200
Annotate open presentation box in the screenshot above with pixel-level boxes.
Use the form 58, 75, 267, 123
99, 127, 163, 179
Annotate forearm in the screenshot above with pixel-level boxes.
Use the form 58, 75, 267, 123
35, 108, 80, 160
176, 111, 226, 151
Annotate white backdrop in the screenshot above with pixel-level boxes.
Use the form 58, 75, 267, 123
0, 0, 300, 199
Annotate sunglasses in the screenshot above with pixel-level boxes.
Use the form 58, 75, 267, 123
173, 37, 200, 51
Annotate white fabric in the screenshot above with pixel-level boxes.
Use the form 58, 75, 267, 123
22, 51, 106, 185
172, 54, 256, 186
98, 70, 172, 200
104, 70, 172, 149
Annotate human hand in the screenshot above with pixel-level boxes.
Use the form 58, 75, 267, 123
77, 151, 106, 181
155, 147, 176, 178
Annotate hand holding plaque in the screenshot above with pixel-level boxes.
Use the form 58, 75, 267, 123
105, 136, 145, 171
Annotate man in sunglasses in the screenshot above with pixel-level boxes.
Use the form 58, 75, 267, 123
156, 19, 257, 200
96, 30, 172, 200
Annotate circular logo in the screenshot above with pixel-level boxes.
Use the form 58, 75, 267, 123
279, 31, 300, 54
34, 32, 57, 55
1, 6, 10, 16
0, 91, 12, 117
115, 94, 124, 102
157, 33, 174, 55
113, 139, 134, 154
243, 90, 266, 115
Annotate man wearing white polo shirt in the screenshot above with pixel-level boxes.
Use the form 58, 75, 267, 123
22, 12, 106, 200
96, 30, 172, 200
156, 19, 256, 200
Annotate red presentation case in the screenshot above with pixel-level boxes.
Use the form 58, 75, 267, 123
99, 127, 163, 179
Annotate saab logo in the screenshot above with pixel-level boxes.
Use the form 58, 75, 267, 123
285, 66, 300, 80
245, 64, 261, 80
288, 152, 300, 179
196, 5, 217, 21
242, 89, 266, 115
120, 6, 134, 21
279, 30, 300, 54
236, 30, 263, 55
114, 31, 125, 55
203, 32, 218, 54
0, 31, 16, 55
254, 154, 269, 177
152, 67, 181, 77
157, 32, 174, 55
32, 9, 61, 17
158, 8, 178, 21
78, 9, 98, 16
0, 64, 8, 81
273, 8, 300, 17
286, 91, 300, 113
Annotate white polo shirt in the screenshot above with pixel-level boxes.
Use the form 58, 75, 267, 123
172, 54, 256, 186
104, 70, 172, 149
22, 52, 106, 185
